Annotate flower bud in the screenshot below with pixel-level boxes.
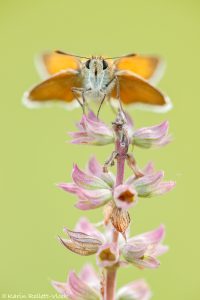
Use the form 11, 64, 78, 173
111, 206, 130, 235
59, 228, 102, 256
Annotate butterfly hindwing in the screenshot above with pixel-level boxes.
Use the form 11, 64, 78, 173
111, 71, 171, 111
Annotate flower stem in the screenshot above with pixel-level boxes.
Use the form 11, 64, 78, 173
116, 155, 126, 186
105, 111, 129, 300
105, 267, 117, 300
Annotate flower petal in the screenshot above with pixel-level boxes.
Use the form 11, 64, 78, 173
87, 156, 115, 187
153, 181, 176, 195
58, 182, 80, 194
143, 162, 155, 175
87, 110, 98, 121
75, 189, 112, 210
52, 267, 100, 300
116, 279, 152, 300
51, 280, 71, 298
126, 162, 156, 186
68, 271, 100, 300
132, 121, 171, 149
58, 182, 112, 209
72, 164, 110, 190
153, 244, 169, 256
84, 113, 113, 138
123, 243, 147, 261
69, 111, 114, 146
75, 218, 104, 241
79, 264, 100, 289
78, 188, 112, 203
134, 256, 160, 269
87, 156, 103, 177
134, 171, 164, 197
130, 225, 165, 245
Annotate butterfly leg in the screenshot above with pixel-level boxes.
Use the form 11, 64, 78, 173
114, 76, 124, 112
104, 77, 118, 115
105, 76, 123, 114
81, 90, 89, 112
97, 93, 107, 118
71, 87, 86, 113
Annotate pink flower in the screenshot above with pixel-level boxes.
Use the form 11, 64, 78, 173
52, 264, 100, 299
132, 171, 176, 197
114, 184, 138, 209
52, 264, 152, 300
116, 279, 152, 300
131, 121, 171, 149
122, 225, 168, 269
69, 111, 114, 146
69, 111, 171, 149
58, 157, 175, 210
96, 242, 119, 268
58, 218, 167, 271
58, 158, 113, 210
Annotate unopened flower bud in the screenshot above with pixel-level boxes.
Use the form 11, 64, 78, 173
111, 206, 130, 235
59, 228, 102, 256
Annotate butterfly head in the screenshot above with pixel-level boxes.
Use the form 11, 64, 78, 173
84, 56, 110, 78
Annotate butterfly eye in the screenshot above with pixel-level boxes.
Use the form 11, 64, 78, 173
85, 59, 91, 69
102, 60, 108, 70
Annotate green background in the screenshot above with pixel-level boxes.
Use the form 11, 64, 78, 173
0, 0, 199, 299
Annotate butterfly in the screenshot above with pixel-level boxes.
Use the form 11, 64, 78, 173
23, 50, 172, 113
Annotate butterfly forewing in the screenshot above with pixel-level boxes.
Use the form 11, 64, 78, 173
114, 55, 164, 84
38, 52, 81, 77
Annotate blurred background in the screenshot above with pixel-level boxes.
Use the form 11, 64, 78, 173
0, 0, 199, 299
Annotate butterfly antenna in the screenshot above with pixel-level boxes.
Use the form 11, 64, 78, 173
105, 53, 137, 60
55, 50, 90, 60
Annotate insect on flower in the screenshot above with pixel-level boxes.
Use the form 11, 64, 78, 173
23, 51, 172, 114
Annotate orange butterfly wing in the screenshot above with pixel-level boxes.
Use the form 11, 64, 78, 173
111, 71, 171, 111
114, 55, 164, 84
24, 70, 82, 108
37, 52, 81, 77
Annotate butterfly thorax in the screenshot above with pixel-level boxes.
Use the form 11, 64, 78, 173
82, 57, 114, 101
